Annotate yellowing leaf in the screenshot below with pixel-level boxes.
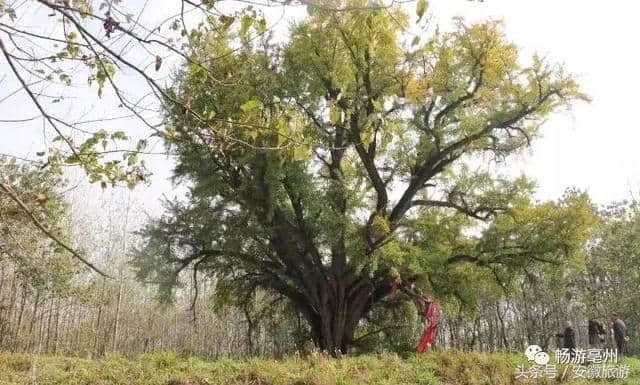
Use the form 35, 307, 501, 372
240, 15, 252, 36
329, 105, 341, 124
246, 128, 259, 140
240, 99, 262, 113
406, 75, 429, 101
416, 0, 427, 22
292, 145, 309, 161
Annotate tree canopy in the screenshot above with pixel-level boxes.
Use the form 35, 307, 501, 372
0, 0, 494, 277
132, 0, 594, 355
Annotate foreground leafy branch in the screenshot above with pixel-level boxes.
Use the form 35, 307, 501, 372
0, 181, 111, 278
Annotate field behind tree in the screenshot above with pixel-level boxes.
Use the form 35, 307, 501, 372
1, 350, 639, 385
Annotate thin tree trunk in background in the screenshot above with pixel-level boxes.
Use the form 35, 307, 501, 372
0, 274, 16, 346
27, 289, 40, 352
93, 304, 103, 357
94, 277, 107, 356
73, 305, 82, 353
0, 265, 6, 301
45, 297, 54, 352
36, 297, 48, 353
468, 317, 479, 350
243, 304, 254, 357
495, 302, 509, 350
53, 297, 61, 354
60, 301, 73, 354
0, 266, 5, 343
7, 274, 18, 323
111, 281, 122, 352
13, 284, 28, 349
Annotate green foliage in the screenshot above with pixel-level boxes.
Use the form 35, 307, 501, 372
135, 0, 591, 352
416, 0, 428, 22
0, 156, 77, 295
583, 202, 640, 341
358, 297, 420, 354
0, 2, 17, 21
0, 0, 156, 189
92, 58, 117, 98
48, 127, 149, 189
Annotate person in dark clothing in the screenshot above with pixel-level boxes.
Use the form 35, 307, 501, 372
610, 314, 628, 355
588, 317, 606, 347
556, 321, 577, 356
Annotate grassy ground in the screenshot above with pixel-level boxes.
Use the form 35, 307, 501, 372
1, 350, 639, 385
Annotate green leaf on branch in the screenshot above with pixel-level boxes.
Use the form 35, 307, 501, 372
255, 18, 266, 34
240, 99, 263, 113
111, 131, 128, 141
240, 15, 253, 36
136, 139, 148, 152
94, 59, 116, 98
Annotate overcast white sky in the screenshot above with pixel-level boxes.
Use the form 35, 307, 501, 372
1, 0, 639, 216
431, 0, 640, 204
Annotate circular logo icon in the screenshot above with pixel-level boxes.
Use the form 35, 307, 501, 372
534, 351, 550, 365
525, 345, 543, 361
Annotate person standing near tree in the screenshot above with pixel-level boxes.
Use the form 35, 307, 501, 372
556, 321, 577, 357
589, 317, 606, 347
610, 314, 629, 355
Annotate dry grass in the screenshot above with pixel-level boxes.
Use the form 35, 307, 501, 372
0, 350, 638, 385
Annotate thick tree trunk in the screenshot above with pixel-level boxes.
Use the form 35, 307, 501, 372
242, 304, 255, 356
307, 274, 380, 356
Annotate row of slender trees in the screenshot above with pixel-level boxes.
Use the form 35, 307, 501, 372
0, 260, 299, 358
1, 257, 637, 358
1, 192, 638, 357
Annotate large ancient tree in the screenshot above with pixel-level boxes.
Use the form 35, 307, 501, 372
133, 1, 595, 354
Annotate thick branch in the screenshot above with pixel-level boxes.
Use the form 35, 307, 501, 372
410, 199, 506, 221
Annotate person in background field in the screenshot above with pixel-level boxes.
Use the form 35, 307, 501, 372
610, 314, 629, 355
588, 317, 606, 347
556, 321, 577, 356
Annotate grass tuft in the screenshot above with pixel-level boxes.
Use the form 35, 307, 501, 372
0, 350, 638, 385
